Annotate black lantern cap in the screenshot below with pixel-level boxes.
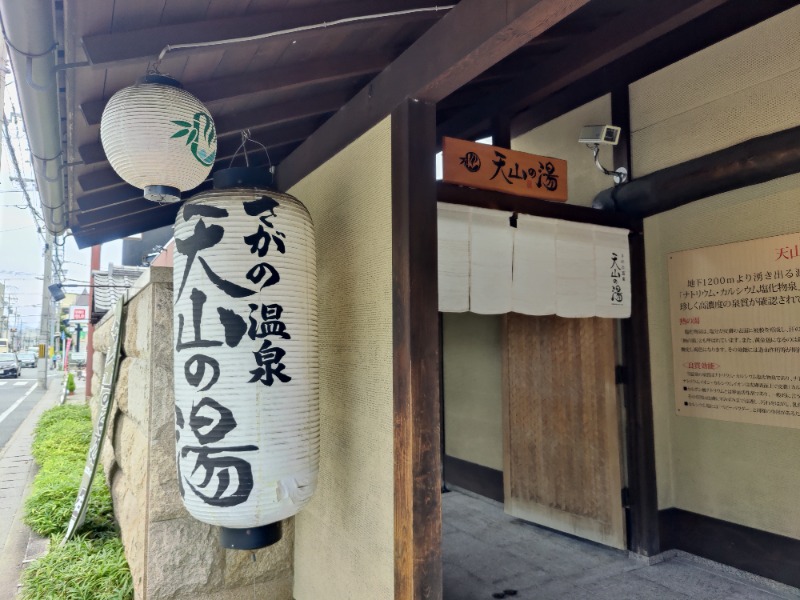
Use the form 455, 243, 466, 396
213, 167, 274, 190
136, 74, 183, 88
220, 523, 282, 550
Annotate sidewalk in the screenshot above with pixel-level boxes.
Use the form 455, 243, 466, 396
0, 372, 85, 599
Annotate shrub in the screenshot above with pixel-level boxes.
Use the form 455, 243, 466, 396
66, 373, 76, 393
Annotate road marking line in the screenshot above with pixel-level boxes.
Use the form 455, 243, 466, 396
0, 382, 6, 386
0, 384, 38, 426
13, 382, 27, 386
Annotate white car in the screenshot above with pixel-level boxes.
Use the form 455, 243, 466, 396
0, 353, 20, 378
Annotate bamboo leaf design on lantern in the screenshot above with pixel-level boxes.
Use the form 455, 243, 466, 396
171, 112, 217, 167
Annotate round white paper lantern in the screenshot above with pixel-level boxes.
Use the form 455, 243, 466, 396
100, 74, 217, 203
172, 168, 318, 549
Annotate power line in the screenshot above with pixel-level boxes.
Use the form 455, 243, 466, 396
1, 109, 66, 283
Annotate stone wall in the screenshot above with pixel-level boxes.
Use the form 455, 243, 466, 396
91, 267, 294, 599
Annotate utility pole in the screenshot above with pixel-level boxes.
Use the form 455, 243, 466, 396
0, 282, 5, 338
37, 232, 53, 389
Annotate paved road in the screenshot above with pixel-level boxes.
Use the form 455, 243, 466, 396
0, 370, 45, 452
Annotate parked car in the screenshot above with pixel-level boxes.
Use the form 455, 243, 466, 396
0, 353, 20, 378
17, 352, 37, 368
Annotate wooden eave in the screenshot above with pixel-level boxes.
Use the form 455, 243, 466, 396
56, 0, 797, 247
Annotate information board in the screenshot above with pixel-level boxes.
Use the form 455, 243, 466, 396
668, 232, 800, 429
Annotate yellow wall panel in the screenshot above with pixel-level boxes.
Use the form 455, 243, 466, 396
443, 313, 503, 470
634, 7, 800, 537
513, 95, 613, 207
288, 119, 394, 599
631, 6, 800, 175
644, 174, 800, 537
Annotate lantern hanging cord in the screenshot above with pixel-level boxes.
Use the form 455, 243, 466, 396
154, 5, 455, 64
230, 130, 272, 170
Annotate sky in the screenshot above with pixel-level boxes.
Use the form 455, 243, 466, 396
0, 65, 121, 331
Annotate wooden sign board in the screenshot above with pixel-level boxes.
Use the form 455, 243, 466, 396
668, 232, 800, 429
442, 137, 568, 202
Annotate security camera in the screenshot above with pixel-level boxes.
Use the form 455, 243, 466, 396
578, 125, 621, 146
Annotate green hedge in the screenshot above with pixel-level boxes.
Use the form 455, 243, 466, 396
21, 404, 133, 599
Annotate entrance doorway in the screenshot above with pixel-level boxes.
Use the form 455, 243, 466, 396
442, 311, 626, 549
503, 313, 625, 549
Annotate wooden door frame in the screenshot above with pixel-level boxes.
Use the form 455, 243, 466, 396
392, 99, 442, 600
436, 182, 659, 556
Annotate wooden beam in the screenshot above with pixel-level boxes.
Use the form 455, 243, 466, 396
214, 91, 348, 138
71, 203, 181, 249
611, 86, 632, 182
75, 197, 168, 227
76, 184, 143, 211
77, 142, 107, 166
438, 0, 729, 141
79, 53, 392, 126
81, 0, 442, 67
392, 99, 441, 600
78, 120, 322, 192
620, 227, 660, 556
609, 85, 660, 556
277, 0, 591, 190
593, 125, 800, 217
490, 115, 511, 149
437, 182, 638, 230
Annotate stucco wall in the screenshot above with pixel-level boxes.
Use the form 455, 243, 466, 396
633, 5, 800, 538
288, 119, 395, 600
512, 94, 613, 206
92, 268, 293, 599
442, 313, 503, 471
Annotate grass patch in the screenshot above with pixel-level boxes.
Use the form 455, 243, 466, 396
25, 405, 113, 536
24, 461, 114, 536
20, 533, 133, 600
31, 418, 93, 469
21, 404, 133, 599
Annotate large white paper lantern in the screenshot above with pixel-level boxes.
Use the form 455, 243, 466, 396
172, 168, 318, 550
100, 74, 217, 203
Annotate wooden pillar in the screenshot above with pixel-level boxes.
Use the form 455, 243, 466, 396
612, 86, 660, 556
392, 98, 442, 600
490, 115, 511, 149
85, 244, 101, 398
